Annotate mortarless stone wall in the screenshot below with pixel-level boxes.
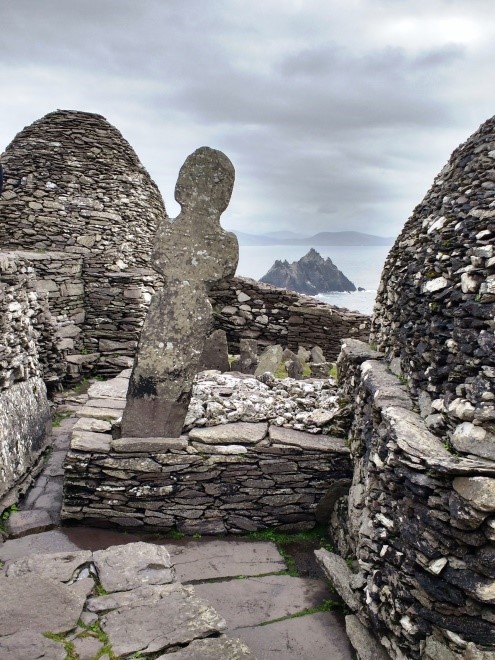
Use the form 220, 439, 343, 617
211, 276, 370, 361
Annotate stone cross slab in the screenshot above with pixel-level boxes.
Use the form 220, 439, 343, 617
121, 147, 239, 437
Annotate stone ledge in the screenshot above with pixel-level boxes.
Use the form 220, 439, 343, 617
269, 426, 349, 454
111, 436, 188, 453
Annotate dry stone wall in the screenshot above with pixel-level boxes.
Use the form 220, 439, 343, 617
0, 253, 52, 505
210, 276, 370, 361
326, 340, 495, 660
62, 422, 351, 535
372, 115, 495, 449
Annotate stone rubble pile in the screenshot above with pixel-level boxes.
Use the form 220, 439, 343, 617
185, 370, 351, 436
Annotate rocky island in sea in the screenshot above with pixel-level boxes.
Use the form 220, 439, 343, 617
259, 248, 356, 295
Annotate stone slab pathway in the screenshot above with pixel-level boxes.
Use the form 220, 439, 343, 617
0, 379, 354, 659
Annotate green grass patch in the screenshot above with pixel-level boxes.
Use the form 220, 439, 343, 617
43, 632, 77, 659
0, 504, 18, 535
52, 411, 72, 427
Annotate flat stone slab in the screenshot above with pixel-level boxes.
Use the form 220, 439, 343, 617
269, 426, 349, 454
85, 398, 126, 410
345, 615, 390, 660
5, 510, 54, 538
189, 422, 268, 445
111, 436, 188, 453
315, 548, 360, 611
236, 611, 353, 659
194, 574, 332, 628
0, 530, 81, 562
0, 574, 87, 635
169, 540, 286, 582
87, 378, 128, 399
71, 430, 112, 452
0, 630, 65, 660
4, 550, 92, 583
72, 417, 112, 433
93, 542, 175, 592
90, 583, 226, 657
75, 406, 122, 421
161, 636, 255, 659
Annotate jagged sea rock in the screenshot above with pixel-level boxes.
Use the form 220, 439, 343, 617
260, 248, 356, 294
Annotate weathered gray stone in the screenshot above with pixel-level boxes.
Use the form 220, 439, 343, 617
269, 425, 349, 453
199, 329, 230, 372
4, 550, 91, 582
72, 417, 112, 433
72, 636, 104, 660
0, 575, 87, 635
170, 540, 286, 582
451, 422, 495, 460
5, 510, 54, 538
238, 338, 258, 374
236, 611, 353, 659
121, 147, 238, 438
254, 344, 284, 376
0, 630, 66, 660
311, 346, 326, 363
71, 431, 112, 452
87, 378, 129, 400
111, 436, 188, 453
345, 615, 390, 660
92, 542, 175, 592
189, 422, 267, 445
314, 548, 360, 610
94, 583, 226, 656
194, 574, 332, 628
161, 636, 255, 659
453, 477, 495, 513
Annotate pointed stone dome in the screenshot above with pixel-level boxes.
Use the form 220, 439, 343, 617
372, 116, 495, 451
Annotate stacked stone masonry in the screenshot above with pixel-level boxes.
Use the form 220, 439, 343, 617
0, 252, 51, 505
372, 115, 495, 446
62, 422, 351, 535
211, 276, 370, 362
328, 340, 495, 658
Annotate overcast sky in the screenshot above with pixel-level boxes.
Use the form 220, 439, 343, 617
1, 0, 495, 238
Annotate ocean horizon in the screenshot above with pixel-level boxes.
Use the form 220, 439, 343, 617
235, 244, 392, 316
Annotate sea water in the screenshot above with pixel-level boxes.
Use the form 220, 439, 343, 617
235, 245, 392, 316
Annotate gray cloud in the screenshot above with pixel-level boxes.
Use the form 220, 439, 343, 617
1, 0, 495, 238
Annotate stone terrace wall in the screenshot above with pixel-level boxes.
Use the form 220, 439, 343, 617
326, 339, 495, 659
210, 276, 370, 361
372, 115, 495, 444
62, 422, 351, 535
0, 253, 51, 505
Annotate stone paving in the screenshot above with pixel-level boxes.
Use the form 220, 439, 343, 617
0, 384, 354, 659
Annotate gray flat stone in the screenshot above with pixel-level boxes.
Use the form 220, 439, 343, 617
4, 550, 92, 582
169, 540, 286, 582
194, 574, 332, 628
111, 436, 188, 453
314, 548, 360, 611
189, 422, 268, 445
269, 426, 349, 453
235, 611, 353, 659
72, 636, 104, 660
162, 636, 255, 659
453, 477, 495, 512
75, 406, 122, 421
255, 344, 283, 377
345, 615, 390, 660
0, 630, 65, 660
94, 583, 226, 657
93, 542, 175, 592
85, 398, 125, 410
70, 431, 112, 452
72, 417, 112, 433
0, 530, 81, 562
87, 377, 129, 400
5, 510, 53, 538
0, 575, 87, 635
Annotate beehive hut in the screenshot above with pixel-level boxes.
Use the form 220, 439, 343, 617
372, 117, 495, 454
0, 110, 166, 376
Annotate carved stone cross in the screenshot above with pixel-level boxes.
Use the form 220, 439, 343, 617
121, 147, 239, 437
